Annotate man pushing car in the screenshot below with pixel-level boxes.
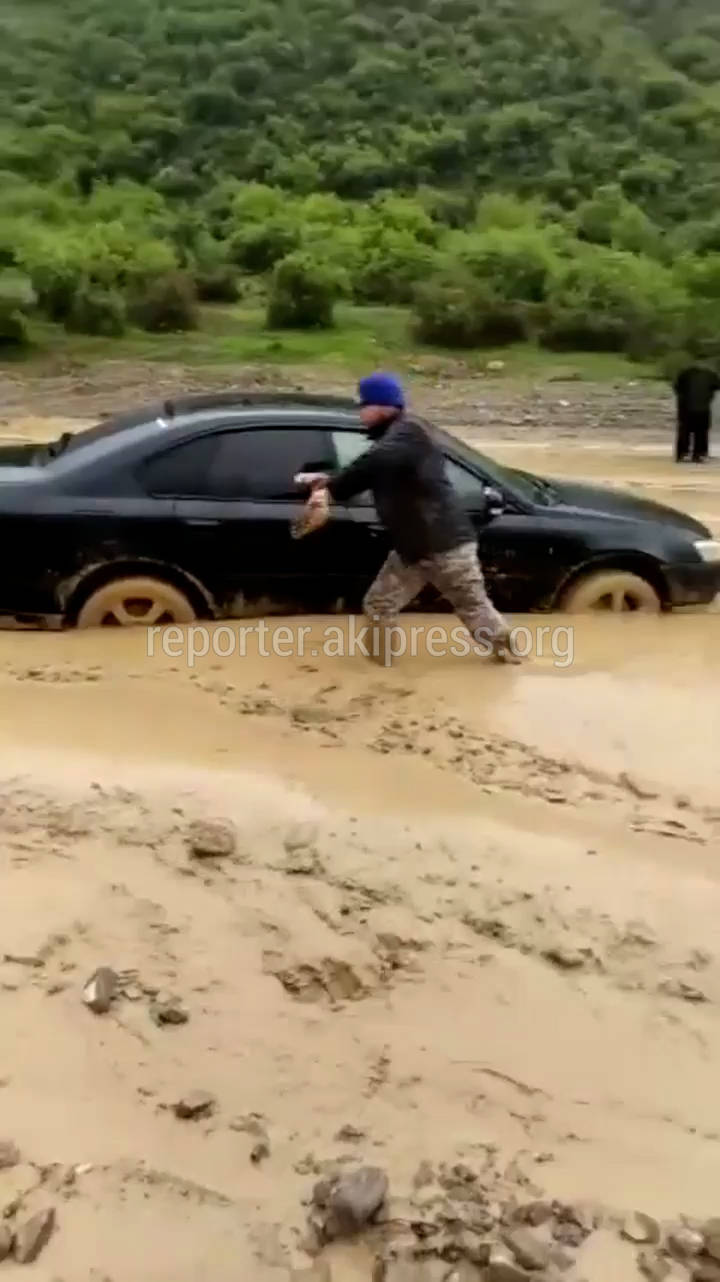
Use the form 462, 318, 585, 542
293, 372, 520, 666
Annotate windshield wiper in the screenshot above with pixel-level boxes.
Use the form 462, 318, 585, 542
520, 473, 558, 505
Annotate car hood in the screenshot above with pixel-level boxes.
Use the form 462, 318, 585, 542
546, 476, 711, 537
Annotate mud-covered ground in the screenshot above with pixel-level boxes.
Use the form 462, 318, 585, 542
0, 368, 718, 1281
0, 358, 675, 435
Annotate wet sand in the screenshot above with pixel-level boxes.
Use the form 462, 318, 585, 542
0, 400, 719, 1279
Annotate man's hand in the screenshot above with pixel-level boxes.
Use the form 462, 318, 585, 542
291, 484, 330, 539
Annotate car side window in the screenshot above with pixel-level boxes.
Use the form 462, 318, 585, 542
141, 427, 332, 499
141, 434, 218, 496
331, 430, 372, 506
330, 430, 490, 510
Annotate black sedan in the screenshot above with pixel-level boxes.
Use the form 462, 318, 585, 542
0, 391, 718, 628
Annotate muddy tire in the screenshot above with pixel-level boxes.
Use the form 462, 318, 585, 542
75, 576, 196, 628
560, 569, 661, 614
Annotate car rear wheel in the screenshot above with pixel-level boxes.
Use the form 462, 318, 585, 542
76, 576, 196, 628
561, 569, 661, 614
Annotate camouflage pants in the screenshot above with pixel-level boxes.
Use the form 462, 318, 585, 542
363, 541, 508, 645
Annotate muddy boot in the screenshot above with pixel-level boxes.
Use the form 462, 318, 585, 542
491, 631, 523, 665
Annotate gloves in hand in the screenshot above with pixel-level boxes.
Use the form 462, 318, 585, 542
291, 484, 330, 539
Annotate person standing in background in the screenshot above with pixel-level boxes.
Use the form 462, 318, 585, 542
673, 363, 719, 463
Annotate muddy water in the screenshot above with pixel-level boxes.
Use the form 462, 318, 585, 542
0, 610, 716, 807
2, 417, 720, 1274
1, 431, 718, 805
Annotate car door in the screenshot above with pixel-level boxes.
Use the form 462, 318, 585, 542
139, 423, 365, 613
327, 427, 556, 610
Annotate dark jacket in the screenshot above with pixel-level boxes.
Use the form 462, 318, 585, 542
327, 412, 476, 564
674, 366, 720, 414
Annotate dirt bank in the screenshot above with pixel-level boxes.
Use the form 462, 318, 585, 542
0, 379, 718, 1280
0, 358, 675, 436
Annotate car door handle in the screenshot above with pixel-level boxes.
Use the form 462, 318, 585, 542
183, 518, 220, 527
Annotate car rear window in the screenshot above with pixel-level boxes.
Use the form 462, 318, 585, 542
140, 426, 332, 499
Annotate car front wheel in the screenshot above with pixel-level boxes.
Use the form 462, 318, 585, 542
75, 576, 197, 628
560, 569, 661, 614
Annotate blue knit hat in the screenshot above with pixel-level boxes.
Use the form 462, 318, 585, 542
357, 372, 405, 408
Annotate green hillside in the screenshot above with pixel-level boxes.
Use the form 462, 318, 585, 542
1, 0, 720, 363
3, 0, 720, 212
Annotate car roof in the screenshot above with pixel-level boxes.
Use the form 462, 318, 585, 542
61, 392, 362, 456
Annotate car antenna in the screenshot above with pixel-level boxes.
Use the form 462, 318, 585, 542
163, 399, 175, 419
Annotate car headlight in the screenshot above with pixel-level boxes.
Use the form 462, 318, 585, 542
694, 539, 720, 563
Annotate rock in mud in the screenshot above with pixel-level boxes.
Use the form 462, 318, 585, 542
622, 1213, 661, 1246
251, 1139, 271, 1164
264, 952, 377, 1005
666, 1227, 703, 1260
173, 1089, 216, 1120
512, 1201, 554, 1228
486, 1244, 531, 1281
150, 994, 189, 1026
13, 1207, 56, 1264
637, 1249, 671, 1281
543, 944, 587, 971
187, 818, 236, 858
315, 1165, 389, 1239
694, 1265, 720, 1282
703, 1219, 720, 1262
335, 1124, 367, 1144
0, 1225, 12, 1261
503, 1227, 552, 1270
453, 1232, 492, 1266
555, 1200, 601, 1235
82, 966, 118, 1014
284, 823, 319, 853
660, 979, 708, 1004
291, 704, 335, 726
551, 1222, 585, 1249
0, 1140, 20, 1170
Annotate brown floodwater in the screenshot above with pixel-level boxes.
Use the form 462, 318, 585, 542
3, 423, 720, 1272
0, 434, 716, 808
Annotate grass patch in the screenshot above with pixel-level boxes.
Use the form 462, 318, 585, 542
9, 303, 658, 383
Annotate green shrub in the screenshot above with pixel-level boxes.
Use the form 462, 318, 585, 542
352, 226, 437, 304
412, 274, 527, 348
0, 271, 36, 346
266, 253, 340, 329
65, 281, 126, 336
130, 271, 199, 332
447, 226, 561, 303
16, 231, 84, 321
190, 234, 238, 302
229, 220, 298, 272
540, 247, 685, 356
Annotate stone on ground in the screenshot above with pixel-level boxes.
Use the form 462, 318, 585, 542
187, 818, 236, 858
13, 1207, 56, 1264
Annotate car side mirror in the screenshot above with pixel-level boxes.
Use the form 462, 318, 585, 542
484, 485, 505, 517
